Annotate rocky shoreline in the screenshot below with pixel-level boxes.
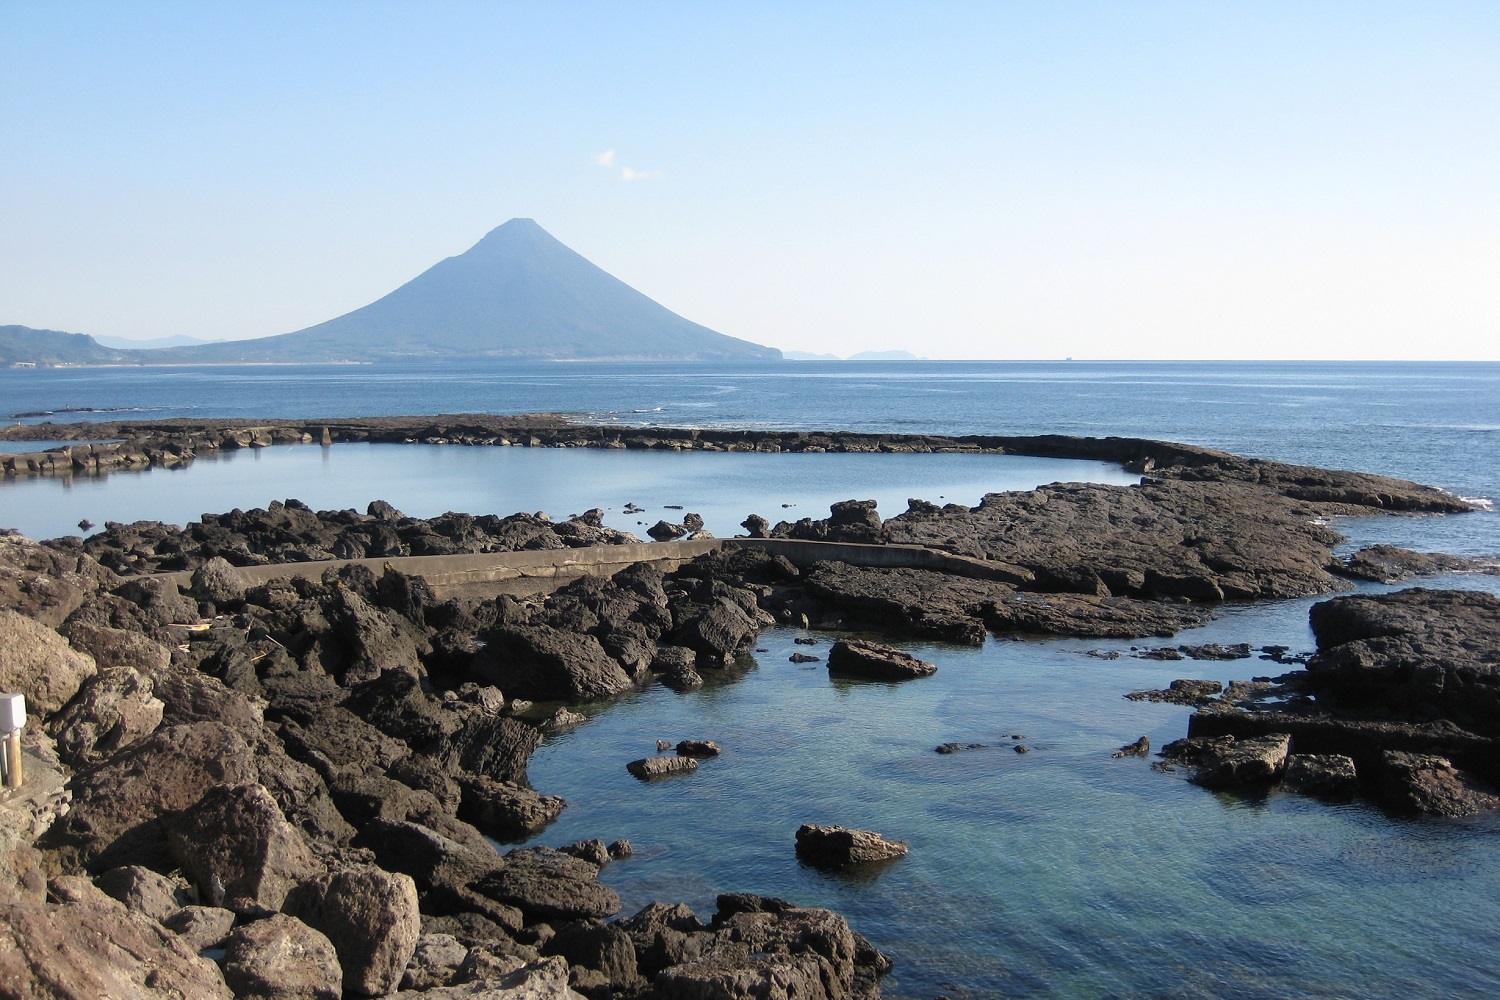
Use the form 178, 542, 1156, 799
1, 421, 1497, 997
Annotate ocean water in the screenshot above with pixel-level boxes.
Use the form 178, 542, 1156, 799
4, 360, 1500, 998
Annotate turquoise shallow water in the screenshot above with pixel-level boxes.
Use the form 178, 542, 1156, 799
522, 575, 1500, 999
4, 360, 1500, 996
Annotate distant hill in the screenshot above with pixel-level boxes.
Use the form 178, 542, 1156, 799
94, 333, 221, 350
0, 325, 138, 366
151, 219, 780, 363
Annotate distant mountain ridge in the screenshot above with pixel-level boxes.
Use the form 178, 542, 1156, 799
3, 220, 781, 365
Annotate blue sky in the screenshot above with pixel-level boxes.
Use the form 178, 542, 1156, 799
2, 2, 1496, 359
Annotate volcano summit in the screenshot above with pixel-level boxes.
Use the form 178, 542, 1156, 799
147, 219, 780, 363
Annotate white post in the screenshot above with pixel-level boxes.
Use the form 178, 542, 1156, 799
0, 693, 25, 789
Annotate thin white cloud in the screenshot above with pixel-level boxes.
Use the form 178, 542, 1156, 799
592, 149, 616, 167
621, 166, 662, 182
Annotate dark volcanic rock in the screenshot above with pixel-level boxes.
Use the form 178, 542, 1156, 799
1112, 737, 1151, 758
471, 846, 622, 921
1306, 589, 1500, 728
1337, 545, 1496, 583
1380, 751, 1500, 817
221, 913, 342, 1000
676, 739, 721, 758
628, 755, 699, 779
1282, 753, 1359, 799
166, 782, 324, 914
774, 498, 886, 544
456, 775, 567, 840
827, 639, 936, 681
1188, 733, 1291, 788
803, 561, 1208, 643
0, 608, 97, 716
1126, 679, 1224, 706
471, 624, 635, 703
46, 722, 259, 872
0, 899, 233, 999
1, 533, 116, 626
794, 824, 909, 867
882, 479, 1356, 601
284, 865, 421, 997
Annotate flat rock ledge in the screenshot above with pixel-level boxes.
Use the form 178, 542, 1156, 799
1162, 588, 1500, 817
827, 639, 936, 681
795, 824, 909, 867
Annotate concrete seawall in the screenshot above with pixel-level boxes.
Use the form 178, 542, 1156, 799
154, 537, 1034, 598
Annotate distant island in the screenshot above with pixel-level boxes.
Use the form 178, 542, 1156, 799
1, 220, 781, 365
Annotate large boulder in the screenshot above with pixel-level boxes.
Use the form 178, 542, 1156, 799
433, 711, 543, 785
355, 818, 503, 892
0, 608, 97, 716
1281, 753, 1359, 799
471, 624, 635, 703
190, 555, 247, 606
285, 865, 421, 997
652, 895, 882, 1000
222, 913, 343, 1000
542, 920, 642, 993
0, 534, 115, 626
61, 620, 172, 673
94, 864, 196, 922
47, 666, 164, 768
471, 847, 622, 921
457, 775, 567, 840
166, 782, 324, 914
627, 756, 699, 779
0, 896, 230, 998
670, 595, 763, 665
46, 721, 258, 872
615, 901, 710, 978
330, 587, 427, 686
826, 639, 936, 681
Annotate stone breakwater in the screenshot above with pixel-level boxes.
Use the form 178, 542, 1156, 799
0, 414, 1480, 515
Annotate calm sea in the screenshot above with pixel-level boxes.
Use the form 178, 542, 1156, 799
3, 360, 1499, 998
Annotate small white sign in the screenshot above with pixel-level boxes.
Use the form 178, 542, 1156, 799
0, 693, 26, 734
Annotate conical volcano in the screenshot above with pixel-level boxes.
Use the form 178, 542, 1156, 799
160, 219, 780, 362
